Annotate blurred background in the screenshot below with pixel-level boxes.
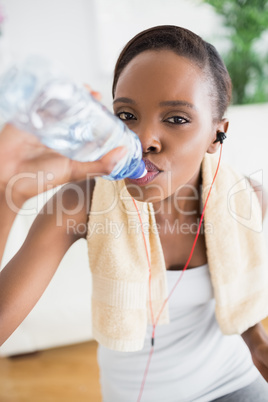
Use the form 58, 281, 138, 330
0, 0, 268, 357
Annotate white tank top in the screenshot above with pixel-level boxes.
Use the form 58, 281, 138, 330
98, 264, 259, 402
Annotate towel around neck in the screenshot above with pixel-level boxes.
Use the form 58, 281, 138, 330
87, 152, 268, 352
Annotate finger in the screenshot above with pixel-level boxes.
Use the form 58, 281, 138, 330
70, 146, 128, 181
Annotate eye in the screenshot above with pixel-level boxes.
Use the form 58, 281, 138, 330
164, 116, 188, 124
117, 111, 136, 121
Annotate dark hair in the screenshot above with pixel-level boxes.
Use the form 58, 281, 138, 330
112, 25, 232, 121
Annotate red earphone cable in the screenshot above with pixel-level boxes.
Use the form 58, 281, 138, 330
132, 144, 223, 402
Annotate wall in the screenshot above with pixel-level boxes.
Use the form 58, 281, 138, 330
2, 0, 226, 104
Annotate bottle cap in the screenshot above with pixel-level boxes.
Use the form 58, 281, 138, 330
128, 160, 147, 179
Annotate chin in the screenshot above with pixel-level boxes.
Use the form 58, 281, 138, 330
124, 180, 168, 204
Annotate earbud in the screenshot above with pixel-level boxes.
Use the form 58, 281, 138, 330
213, 131, 226, 144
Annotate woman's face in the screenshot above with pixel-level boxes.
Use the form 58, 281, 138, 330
113, 50, 223, 203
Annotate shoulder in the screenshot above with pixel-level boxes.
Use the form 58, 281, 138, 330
246, 176, 268, 221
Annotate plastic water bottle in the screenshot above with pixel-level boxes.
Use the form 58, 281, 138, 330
0, 57, 146, 180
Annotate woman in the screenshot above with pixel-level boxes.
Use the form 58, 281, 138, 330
0, 26, 268, 401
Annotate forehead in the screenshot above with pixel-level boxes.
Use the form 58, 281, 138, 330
115, 50, 210, 108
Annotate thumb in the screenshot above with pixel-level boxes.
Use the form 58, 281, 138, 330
70, 146, 128, 180
100, 146, 128, 168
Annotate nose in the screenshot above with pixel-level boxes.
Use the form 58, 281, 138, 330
137, 123, 162, 155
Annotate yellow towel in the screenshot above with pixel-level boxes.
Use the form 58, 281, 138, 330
202, 153, 268, 334
87, 152, 268, 352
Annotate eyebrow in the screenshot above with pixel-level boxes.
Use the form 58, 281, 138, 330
159, 100, 196, 110
113, 97, 195, 110
113, 97, 136, 105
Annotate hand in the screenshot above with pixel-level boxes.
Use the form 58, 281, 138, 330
0, 123, 126, 203
0, 85, 127, 203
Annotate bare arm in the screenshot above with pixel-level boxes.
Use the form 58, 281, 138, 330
241, 177, 268, 380
0, 179, 95, 346
242, 323, 268, 381
0, 189, 24, 267
0, 88, 126, 345
0, 123, 126, 265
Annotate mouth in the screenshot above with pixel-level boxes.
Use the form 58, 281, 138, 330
127, 158, 162, 185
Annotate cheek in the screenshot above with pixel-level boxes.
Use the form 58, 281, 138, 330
165, 112, 213, 153
164, 127, 208, 169
162, 135, 207, 189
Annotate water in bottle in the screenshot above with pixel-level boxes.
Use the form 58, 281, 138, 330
0, 56, 147, 180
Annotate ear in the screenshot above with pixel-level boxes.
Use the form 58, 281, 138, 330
207, 118, 229, 154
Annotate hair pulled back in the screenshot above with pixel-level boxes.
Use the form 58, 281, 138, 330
112, 25, 232, 121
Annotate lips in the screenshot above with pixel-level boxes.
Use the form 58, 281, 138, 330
127, 158, 162, 185
144, 158, 160, 173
